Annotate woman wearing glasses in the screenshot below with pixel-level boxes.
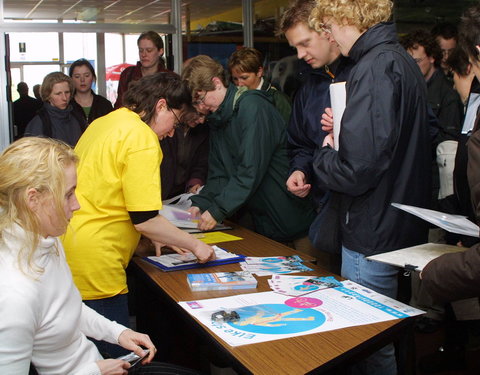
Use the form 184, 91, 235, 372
160, 109, 209, 200
62, 71, 215, 357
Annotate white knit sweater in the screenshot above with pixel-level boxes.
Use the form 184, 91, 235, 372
0, 225, 127, 374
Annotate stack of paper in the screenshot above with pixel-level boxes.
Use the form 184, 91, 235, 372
144, 246, 245, 272
240, 255, 313, 276
268, 275, 342, 297
367, 242, 466, 271
159, 203, 232, 233
187, 271, 258, 291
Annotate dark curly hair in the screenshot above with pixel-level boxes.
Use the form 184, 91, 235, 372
431, 22, 458, 41
400, 29, 443, 67
446, 47, 470, 77
459, 5, 480, 62
123, 71, 191, 124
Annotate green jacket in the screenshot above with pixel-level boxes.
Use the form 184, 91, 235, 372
191, 84, 315, 242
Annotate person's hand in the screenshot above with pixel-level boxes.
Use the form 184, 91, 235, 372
320, 107, 334, 133
134, 236, 155, 257
198, 210, 217, 231
323, 133, 334, 148
192, 240, 216, 263
188, 206, 201, 218
96, 359, 130, 375
188, 184, 202, 194
152, 240, 191, 257
286, 170, 311, 198
152, 239, 166, 257
117, 329, 156, 365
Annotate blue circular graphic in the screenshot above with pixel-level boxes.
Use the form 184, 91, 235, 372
227, 304, 326, 334
293, 284, 319, 292
260, 258, 284, 263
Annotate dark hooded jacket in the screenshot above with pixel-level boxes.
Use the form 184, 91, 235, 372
71, 90, 113, 125
287, 56, 354, 206
312, 22, 431, 256
191, 84, 315, 242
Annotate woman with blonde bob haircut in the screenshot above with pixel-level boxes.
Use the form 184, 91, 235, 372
25, 72, 86, 146
308, 0, 431, 374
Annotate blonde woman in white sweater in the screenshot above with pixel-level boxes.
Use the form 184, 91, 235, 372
0, 138, 197, 375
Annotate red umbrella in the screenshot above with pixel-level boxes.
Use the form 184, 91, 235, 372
106, 63, 134, 81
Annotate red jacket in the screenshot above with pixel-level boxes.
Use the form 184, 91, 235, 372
114, 61, 168, 109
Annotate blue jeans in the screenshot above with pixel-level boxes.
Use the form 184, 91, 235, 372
84, 294, 130, 358
341, 246, 398, 375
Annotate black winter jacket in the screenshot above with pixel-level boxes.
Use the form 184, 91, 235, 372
287, 56, 354, 206
312, 22, 431, 256
71, 91, 113, 125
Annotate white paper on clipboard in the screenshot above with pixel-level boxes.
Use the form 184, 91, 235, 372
329, 81, 346, 151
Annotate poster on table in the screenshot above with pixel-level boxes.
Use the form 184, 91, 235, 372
178, 280, 424, 347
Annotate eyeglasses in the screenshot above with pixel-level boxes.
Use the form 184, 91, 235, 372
168, 107, 182, 129
194, 91, 208, 106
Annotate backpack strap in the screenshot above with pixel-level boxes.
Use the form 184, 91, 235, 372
232, 86, 249, 111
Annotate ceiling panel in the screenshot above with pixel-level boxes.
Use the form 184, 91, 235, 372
2, 0, 244, 25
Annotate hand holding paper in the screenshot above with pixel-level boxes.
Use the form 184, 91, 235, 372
329, 82, 347, 151
320, 107, 334, 132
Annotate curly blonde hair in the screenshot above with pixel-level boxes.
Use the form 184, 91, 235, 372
0, 137, 78, 275
310, 0, 393, 33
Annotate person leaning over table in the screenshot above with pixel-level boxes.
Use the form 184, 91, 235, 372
0, 137, 204, 375
160, 108, 209, 200
62, 71, 215, 358
181, 55, 316, 250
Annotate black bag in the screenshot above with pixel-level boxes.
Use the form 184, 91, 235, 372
308, 191, 342, 254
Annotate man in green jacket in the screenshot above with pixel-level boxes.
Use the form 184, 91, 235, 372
182, 55, 315, 248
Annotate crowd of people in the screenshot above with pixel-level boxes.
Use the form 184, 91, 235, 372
3, 0, 480, 373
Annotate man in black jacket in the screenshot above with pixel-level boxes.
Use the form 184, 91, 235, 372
310, 1, 431, 373
277, 0, 354, 271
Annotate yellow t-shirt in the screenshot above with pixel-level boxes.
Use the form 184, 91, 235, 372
62, 108, 163, 300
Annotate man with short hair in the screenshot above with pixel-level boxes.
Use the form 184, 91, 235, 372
12, 81, 42, 140
278, 0, 353, 205
277, 0, 354, 270
401, 29, 463, 152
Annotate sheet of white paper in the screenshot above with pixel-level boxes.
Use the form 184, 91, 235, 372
162, 192, 195, 210
329, 81, 346, 151
147, 246, 236, 268
367, 242, 466, 271
462, 93, 480, 134
159, 204, 197, 228
179, 280, 423, 347
391, 203, 479, 238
